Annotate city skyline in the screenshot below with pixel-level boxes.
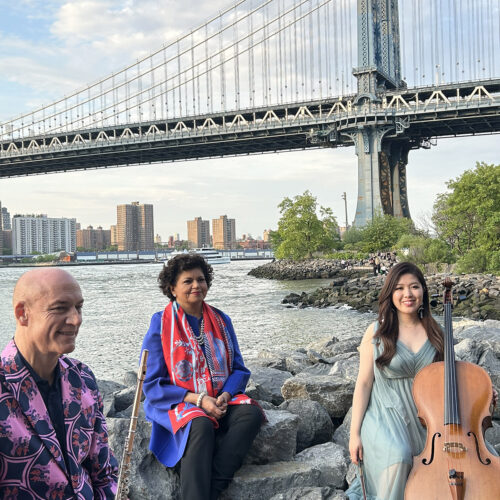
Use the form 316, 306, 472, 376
0, 1, 499, 238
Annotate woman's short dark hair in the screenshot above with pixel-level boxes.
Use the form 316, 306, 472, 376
158, 253, 213, 300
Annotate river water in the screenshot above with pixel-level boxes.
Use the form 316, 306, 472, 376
0, 261, 375, 380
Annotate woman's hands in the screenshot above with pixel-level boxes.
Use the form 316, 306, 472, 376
184, 391, 232, 420
200, 392, 231, 420
349, 433, 363, 465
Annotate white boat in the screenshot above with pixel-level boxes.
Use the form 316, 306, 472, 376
166, 248, 231, 265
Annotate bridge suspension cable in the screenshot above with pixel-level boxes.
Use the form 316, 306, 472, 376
1, 0, 498, 144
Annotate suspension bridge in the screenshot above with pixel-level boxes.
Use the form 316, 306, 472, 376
0, 0, 499, 225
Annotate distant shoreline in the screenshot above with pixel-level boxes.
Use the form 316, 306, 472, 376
0, 260, 159, 269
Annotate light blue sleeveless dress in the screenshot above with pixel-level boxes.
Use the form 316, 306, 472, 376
346, 336, 436, 500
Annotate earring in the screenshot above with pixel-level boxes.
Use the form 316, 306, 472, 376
418, 305, 424, 320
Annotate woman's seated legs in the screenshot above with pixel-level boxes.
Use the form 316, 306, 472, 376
210, 404, 263, 500
180, 417, 215, 500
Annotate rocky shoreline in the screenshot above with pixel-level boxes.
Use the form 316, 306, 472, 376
281, 272, 500, 321
248, 259, 368, 280
103, 320, 500, 499
248, 259, 500, 321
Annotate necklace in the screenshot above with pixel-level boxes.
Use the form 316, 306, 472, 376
193, 315, 205, 346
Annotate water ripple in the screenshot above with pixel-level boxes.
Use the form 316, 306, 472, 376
0, 262, 375, 380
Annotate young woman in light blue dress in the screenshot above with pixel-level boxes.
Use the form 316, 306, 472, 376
346, 262, 444, 500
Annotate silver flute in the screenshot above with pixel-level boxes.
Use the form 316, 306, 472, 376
115, 349, 149, 500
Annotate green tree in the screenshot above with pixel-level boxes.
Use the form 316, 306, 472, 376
344, 214, 414, 253
394, 233, 454, 265
432, 162, 500, 256
273, 191, 341, 259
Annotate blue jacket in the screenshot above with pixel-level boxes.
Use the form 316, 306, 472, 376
141, 308, 250, 467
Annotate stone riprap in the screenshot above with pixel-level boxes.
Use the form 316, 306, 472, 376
248, 259, 367, 280
281, 273, 500, 321
103, 320, 500, 499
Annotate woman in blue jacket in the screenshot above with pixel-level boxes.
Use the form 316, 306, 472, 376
141, 254, 263, 500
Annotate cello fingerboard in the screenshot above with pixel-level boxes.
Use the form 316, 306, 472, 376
443, 301, 460, 425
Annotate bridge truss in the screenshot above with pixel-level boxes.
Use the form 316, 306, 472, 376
1, 0, 499, 224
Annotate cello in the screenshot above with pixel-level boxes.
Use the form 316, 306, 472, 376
405, 278, 500, 500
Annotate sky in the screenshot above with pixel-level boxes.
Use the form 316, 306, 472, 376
0, 0, 498, 240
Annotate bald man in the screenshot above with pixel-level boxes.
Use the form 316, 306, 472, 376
0, 268, 118, 499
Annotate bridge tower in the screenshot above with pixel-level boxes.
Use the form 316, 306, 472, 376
350, 0, 410, 226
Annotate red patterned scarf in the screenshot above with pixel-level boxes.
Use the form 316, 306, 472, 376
161, 301, 256, 433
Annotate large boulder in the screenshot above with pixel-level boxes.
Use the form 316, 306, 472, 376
332, 407, 352, 450
244, 410, 299, 464
295, 442, 350, 489
280, 399, 334, 452
485, 420, 500, 454
328, 354, 359, 382
97, 379, 126, 417
285, 350, 315, 375
255, 350, 288, 372
269, 487, 348, 500
220, 462, 326, 500
246, 366, 293, 405
107, 417, 180, 500
282, 373, 355, 419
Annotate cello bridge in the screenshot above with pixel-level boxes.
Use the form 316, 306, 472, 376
443, 442, 467, 453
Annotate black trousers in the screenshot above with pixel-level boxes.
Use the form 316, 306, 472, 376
180, 404, 262, 500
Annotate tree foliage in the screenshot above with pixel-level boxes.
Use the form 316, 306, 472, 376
343, 214, 414, 253
273, 191, 341, 259
393, 234, 454, 265
432, 162, 500, 256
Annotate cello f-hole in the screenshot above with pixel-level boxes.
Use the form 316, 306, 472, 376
467, 431, 492, 465
422, 432, 441, 465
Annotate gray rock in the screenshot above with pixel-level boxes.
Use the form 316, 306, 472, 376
280, 399, 334, 452
220, 462, 325, 500
345, 462, 358, 486
269, 487, 347, 500
300, 363, 333, 376
244, 410, 299, 465
246, 365, 293, 405
333, 407, 352, 450
96, 379, 126, 399
282, 373, 355, 419
319, 337, 362, 359
113, 386, 140, 413
307, 349, 333, 364
255, 350, 288, 371
454, 321, 500, 343
107, 416, 180, 500
257, 400, 278, 410
328, 355, 359, 383
285, 351, 315, 375
295, 442, 350, 489
122, 370, 139, 387
306, 337, 339, 355
485, 420, 500, 451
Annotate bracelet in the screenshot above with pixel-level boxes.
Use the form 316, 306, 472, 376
196, 391, 206, 408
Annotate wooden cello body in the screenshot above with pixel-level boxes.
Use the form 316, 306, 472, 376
405, 279, 500, 500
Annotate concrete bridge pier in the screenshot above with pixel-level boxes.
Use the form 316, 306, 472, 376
349, 126, 411, 226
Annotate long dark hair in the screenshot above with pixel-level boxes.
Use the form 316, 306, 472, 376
375, 262, 443, 368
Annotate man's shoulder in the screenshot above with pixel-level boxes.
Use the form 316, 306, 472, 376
60, 356, 98, 388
